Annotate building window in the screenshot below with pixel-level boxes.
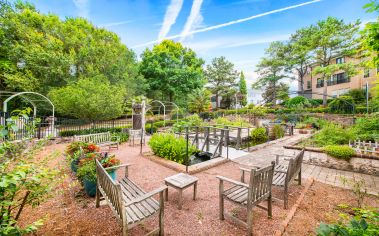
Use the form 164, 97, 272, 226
364, 68, 370, 78
307, 81, 311, 89
336, 57, 345, 64
316, 79, 324, 88
327, 72, 350, 86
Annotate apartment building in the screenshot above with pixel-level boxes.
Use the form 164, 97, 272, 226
299, 56, 378, 99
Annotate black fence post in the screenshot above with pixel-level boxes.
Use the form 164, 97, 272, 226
185, 126, 189, 173
37, 121, 42, 139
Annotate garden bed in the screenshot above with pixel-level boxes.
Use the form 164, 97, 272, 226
142, 151, 228, 174
283, 181, 379, 236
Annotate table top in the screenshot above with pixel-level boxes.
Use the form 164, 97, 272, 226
165, 173, 198, 188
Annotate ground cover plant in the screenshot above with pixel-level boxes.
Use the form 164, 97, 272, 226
323, 145, 356, 160
250, 127, 269, 145
148, 133, 197, 164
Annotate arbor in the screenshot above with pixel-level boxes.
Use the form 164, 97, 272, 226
48, 77, 125, 121
253, 41, 287, 105
139, 40, 205, 102
238, 71, 248, 106
205, 56, 238, 109
188, 89, 211, 113
307, 17, 360, 106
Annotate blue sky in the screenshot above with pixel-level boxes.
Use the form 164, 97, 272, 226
20, 0, 377, 102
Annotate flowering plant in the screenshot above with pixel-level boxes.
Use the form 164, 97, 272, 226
83, 143, 100, 153
101, 155, 121, 168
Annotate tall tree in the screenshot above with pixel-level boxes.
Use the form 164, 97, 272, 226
139, 40, 205, 102
0, 1, 141, 95
284, 28, 313, 95
253, 41, 287, 105
205, 56, 238, 109
307, 17, 360, 106
262, 82, 289, 104
238, 71, 248, 106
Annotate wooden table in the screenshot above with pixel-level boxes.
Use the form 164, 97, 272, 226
164, 173, 198, 210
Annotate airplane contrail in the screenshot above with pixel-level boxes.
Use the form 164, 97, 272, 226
132, 0, 322, 49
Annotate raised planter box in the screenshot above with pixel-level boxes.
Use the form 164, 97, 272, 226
142, 152, 228, 174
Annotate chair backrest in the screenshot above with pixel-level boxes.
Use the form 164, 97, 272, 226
248, 161, 275, 205
286, 149, 305, 182
95, 159, 123, 220
74, 132, 111, 144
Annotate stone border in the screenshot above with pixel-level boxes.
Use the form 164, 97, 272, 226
274, 178, 315, 236
142, 152, 229, 174
284, 145, 379, 160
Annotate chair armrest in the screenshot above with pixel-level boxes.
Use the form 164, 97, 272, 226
216, 176, 249, 188
105, 163, 132, 171
125, 186, 167, 206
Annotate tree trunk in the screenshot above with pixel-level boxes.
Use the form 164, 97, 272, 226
323, 81, 328, 107
215, 93, 219, 109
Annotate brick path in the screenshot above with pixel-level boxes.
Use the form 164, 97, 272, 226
233, 134, 379, 195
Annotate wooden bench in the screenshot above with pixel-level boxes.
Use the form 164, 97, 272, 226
95, 159, 167, 235
217, 162, 275, 236
240, 149, 304, 209
74, 132, 119, 150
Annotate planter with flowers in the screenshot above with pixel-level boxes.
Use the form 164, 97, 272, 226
66, 142, 100, 173
76, 153, 121, 197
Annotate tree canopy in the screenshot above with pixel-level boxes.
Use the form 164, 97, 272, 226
139, 40, 205, 103
238, 71, 248, 107
48, 77, 125, 121
205, 56, 238, 109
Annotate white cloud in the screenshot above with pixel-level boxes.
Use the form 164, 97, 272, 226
132, 0, 322, 48
180, 0, 204, 42
99, 20, 134, 28
158, 0, 184, 41
73, 0, 90, 19
183, 34, 290, 52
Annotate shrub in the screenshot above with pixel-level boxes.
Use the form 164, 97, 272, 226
328, 96, 355, 114
352, 115, 379, 141
77, 161, 97, 182
285, 96, 311, 108
272, 124, 285, 139
324, 145, 355, 160
172, 115, 203, 132
148, 133, 197, 164
313, 124, 355, 147
316, 208, 379, 236
250, 128, 268, 145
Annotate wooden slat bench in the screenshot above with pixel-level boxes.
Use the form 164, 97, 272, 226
240, 149, 304, 209
95, 159, 167, 235
74, 132, 119, 150
217, 162, 275, 236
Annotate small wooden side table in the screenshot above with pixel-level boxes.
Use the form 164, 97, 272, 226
164, 173, 198, 210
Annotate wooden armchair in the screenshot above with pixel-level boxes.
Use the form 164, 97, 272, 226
240, 150, 304, 209
217, 161, 275, 236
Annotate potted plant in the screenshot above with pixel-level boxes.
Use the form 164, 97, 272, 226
100, 155, 121, 180
77, 161, 97, 197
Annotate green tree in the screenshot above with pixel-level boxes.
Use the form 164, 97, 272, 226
48, 76, 126, 121
188, 89, 211, 113
0, 1, 141, 95
307, 17, 360, 106
262, 82, 289, 105
238, 71, 248, 106
205, 56, 238, 109
283, 28, 313, 95
253, 41, 287, 105
139, 40, 205, 102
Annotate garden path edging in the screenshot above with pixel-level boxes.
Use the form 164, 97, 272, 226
274, 178, 315, 236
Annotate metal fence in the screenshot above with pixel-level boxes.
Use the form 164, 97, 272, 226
2, 114, 132, 141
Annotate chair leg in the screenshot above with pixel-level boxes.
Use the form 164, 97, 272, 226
95, 184, 100, 208
268, 194, 272, 219
247, 209, 253, 236
284, 186, 289, 209
159, 191, 164, 236
298, 170, 302, 185
219, 180, 224, 220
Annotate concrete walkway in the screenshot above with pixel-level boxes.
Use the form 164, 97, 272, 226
233, 134, 379, 195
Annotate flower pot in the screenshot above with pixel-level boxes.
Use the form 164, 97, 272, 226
83, 179, 97, 197
107, 170, 116, 180
70, 159, 78, 173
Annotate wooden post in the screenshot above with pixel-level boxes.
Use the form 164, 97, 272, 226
159, 190, 164, 236
219, 179, 224, 220
236, 127, 241, 149
206, 126, 210, 152
185, 126, 189, 173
